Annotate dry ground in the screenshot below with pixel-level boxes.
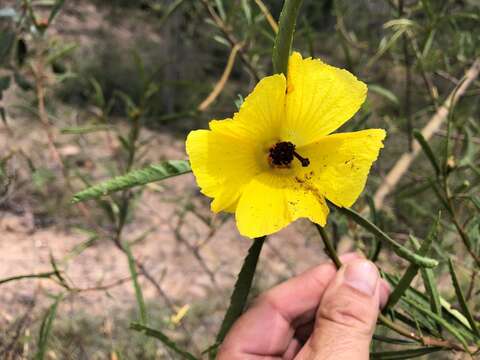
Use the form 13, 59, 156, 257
0, 101, 335, 356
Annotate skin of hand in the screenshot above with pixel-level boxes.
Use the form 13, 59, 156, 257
217, 253, 391, 360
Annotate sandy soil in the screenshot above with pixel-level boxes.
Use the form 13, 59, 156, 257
0, 110, 330, 346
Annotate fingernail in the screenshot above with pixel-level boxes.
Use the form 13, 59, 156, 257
344, 260, 379, 296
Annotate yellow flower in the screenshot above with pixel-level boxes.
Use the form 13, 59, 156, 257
186, 52, 386, 238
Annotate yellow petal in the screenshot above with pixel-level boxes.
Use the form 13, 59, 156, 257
231, 73, 287, 144
186, 74, 287, 213
297, 129, 386, 207
185, 128, 262, 213
235, 172, 329, 238
283, 52, 367, 146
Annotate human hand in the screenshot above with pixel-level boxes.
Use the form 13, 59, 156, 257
217, 253, 390, 359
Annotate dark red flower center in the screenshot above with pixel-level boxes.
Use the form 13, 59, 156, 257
269, 141, 310, 167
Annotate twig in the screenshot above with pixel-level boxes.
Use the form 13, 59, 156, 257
0, 271, 57, 285
399, 2, 413, 151
0, 297, 36, 358
253, 0, 278, 33
33, 61, 64, 169
444, 190, 480, 268
434, 129, 480, 145
199, 0, 260, 81
406, 31, 438, 108
466, 269, 477, 302
171, 212, 219, 288
33, 56, 104, 234
72, 276, 135, 293
198, 43, 243, 112
373, 58, 480, 209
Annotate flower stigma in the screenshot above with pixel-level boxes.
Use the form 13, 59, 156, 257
269, 141, 310, 168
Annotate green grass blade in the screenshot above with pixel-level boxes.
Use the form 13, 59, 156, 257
35, 295, 63, 360
336, 206, 438, 268
130, 323, 198, 360
448, 259, 480, 337
124, 241, 147, 325
71, 160, 191, 203
272, 0, 304, 75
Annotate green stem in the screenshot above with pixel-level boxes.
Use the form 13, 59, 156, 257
272, 0, 304, 75
315, 224, 341, 269
0, 271, 57, 285
215, 237, 266, 345
335, 205, 438, 268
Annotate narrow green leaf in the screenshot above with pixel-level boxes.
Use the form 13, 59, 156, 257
448, 259, 480, 337
130, 323, 198, 360
403, 297, 471, 352
367, 29, 406, 68
370, 347, 443, 359
384, 271, 476, 341
385, 218, 439, 310
241, 0, 252, 24
385, 233, 434, 310
35, 295, 63, 360
61, 124, 111, 134
413, 130, 441, 175
420, 265, 442, 318
71, 161, 191, 203
272, 0, 304, 75
124, 242, 147, 325
46, 43, 77, 64
421, 28, 436, 59
459, 127, 477, 167
159, 0, 186, 26
216, 237, 266, 344
411, 236, 443, 332
214, 0, 226, 21
336, 206, 438, 268
368, 84, 400, 106
469, 195, 480, 211
48, 0, 66, 24
89, 78, 105, 108
439, 297, 473, 333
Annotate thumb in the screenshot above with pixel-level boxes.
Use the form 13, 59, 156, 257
299, 259, 381, 360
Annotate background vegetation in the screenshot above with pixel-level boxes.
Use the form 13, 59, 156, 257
0, 0, 479, 359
